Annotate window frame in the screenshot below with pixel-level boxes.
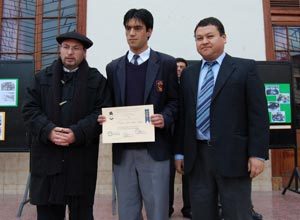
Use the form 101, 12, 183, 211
263, 0, 300, 60
0, 0, 87, 72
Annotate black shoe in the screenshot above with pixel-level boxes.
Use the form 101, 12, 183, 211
251, 208, 263, 220
218, 204, 224, 220
182, 211, 192, 219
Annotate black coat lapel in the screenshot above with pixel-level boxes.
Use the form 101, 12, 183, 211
51, 59, 63, 125
212, 54, 235, 101
188, 61, 202, 124
116, 56, 127, 105
71, 59, 89, 123
190, 61, 202, 105
144, 50, 159, 103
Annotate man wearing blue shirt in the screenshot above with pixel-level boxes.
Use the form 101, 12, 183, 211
175, 17, 269, 220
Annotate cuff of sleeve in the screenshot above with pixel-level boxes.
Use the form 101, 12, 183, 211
70, 125, 85, 147
255, 157, 265, 162
40, 123, 56, 144
175, 154, 184, 160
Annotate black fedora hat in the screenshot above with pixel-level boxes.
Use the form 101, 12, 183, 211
56, 31, 93, 49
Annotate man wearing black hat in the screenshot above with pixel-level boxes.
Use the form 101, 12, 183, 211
22, 31, 111, 220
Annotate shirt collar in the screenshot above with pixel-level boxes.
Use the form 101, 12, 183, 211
201, 52, 226, 69
63, 66, 79, 73
127, 47, 151, 63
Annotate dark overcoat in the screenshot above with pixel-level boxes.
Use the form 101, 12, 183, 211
22, 59, 111, 205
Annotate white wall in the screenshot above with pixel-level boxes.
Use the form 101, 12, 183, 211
86, 0, 266, 76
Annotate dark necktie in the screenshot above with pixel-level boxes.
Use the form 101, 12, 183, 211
133, 54, 139, 65
196, 61, 217, 135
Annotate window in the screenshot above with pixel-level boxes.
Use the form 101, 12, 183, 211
0, 0, 87, 71
0, 0, 36, 60
273, 26, 300, 61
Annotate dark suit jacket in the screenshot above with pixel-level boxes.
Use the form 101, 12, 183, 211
106, 49, 178, 164
176, 54, 269, 177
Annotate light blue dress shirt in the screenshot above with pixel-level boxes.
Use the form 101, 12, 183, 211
175, 52, 225, 160
127, 47, 150, 65
196, 52, 226, 140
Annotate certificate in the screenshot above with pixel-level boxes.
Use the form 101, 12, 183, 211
102, 105, 155, 143
0, 112, 5, 141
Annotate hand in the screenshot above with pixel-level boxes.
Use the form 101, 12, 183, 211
151, 114, 164, 128
49, 127, 65, 145
248, 157, 265, 178
60, 128, 75, 145
175, 159, 184, 175
49, 127, 75, 146
97, 115, 106, 125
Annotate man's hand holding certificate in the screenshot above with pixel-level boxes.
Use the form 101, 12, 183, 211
101, 105, 155, 143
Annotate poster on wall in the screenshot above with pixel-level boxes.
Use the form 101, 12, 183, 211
0, 79, 18, 107
265, 83, 291, 125
0, 112, 5, 141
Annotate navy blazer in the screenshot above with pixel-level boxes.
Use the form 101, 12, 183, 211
176, 54, 269, 177
106, 49, 178, 164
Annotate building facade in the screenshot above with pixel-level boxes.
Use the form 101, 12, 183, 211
0, 0, 299, 195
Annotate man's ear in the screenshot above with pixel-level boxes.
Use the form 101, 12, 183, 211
147, 28, 153, 39
222, 34, 227, 44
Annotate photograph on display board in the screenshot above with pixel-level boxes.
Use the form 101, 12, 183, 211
0, 79, 18, 107
0, 112, 5, 141
265, 83, 291, 124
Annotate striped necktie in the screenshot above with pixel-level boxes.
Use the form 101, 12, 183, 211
133, 54, 139, 65
196, 61, 217, 135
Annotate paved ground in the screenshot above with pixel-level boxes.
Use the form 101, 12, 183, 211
1, 191, 300, 220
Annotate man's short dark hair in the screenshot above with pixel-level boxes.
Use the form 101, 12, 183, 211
176, 58, 188, 67
194, 17, 225, 36
123, 8, 154, 31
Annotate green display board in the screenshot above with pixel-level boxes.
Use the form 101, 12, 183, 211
265, 83, 291, 123
0, 60, 33, 152
257, 61, 296, 148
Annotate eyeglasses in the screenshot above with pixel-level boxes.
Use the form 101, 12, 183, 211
60, 44, 84, 52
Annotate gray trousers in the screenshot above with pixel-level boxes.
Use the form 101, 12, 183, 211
114, 149, 169, 220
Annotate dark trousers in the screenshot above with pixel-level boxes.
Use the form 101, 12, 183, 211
37, 197, 94, 220
189, 142, 252, 220
169, 157, 191, 214
37, 205, 65, 220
